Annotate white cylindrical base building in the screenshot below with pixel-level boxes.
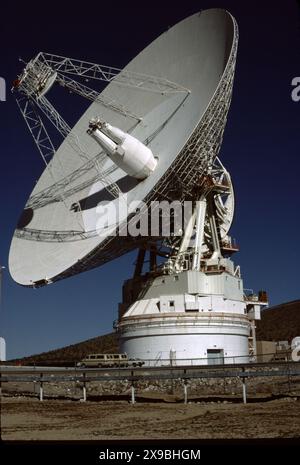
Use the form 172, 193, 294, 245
119, 312, 250, 365
118, 266, 252, 366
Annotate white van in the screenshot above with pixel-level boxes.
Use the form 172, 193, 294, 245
77, 353, 144, 368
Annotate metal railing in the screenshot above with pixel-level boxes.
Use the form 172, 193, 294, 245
1, 359, 300, 405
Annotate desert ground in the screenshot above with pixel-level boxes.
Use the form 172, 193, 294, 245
1, 396, 300, 440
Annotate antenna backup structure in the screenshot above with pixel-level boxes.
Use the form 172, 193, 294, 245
9, 9, 268, 365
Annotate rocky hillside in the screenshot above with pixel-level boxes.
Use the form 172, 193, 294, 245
256, 300, 300, 342
14, 332, 118, 366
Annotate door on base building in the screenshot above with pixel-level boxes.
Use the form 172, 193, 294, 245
207, 349, 224, 365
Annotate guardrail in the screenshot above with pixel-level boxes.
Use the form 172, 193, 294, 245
1, 360, 300, 405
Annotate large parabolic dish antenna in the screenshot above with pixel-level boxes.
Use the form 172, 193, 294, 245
9, 9, 238, 287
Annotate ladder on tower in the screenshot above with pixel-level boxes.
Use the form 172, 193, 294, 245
248, 321, 257, 362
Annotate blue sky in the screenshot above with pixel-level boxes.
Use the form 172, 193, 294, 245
1, 0, 300, 359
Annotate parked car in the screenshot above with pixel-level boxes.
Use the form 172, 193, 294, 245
127, 357, 145, 368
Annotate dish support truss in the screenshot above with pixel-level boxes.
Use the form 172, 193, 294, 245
12, 17, 238, 284
13, 53, 189, 204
